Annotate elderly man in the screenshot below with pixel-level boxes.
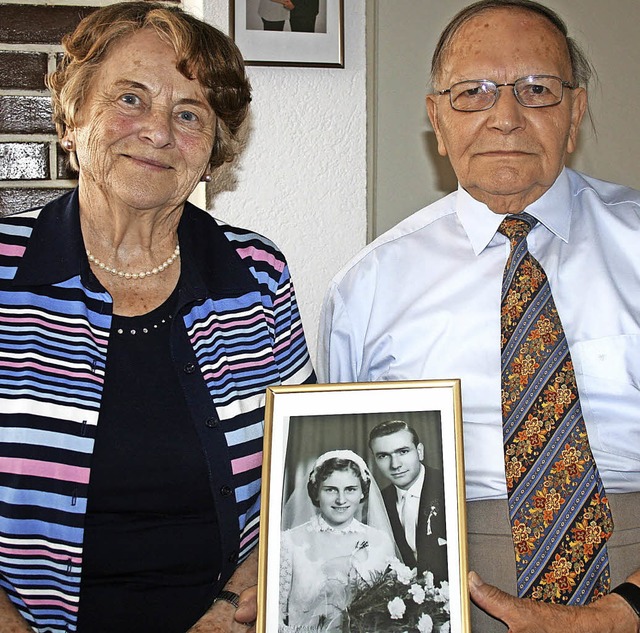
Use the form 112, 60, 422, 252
319, 1, 640, 631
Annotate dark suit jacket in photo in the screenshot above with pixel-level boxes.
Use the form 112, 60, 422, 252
381, 466, 448, 584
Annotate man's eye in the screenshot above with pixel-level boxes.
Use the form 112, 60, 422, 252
525, 84, 548, 95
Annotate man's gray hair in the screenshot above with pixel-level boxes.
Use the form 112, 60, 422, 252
430, 0, 594, 90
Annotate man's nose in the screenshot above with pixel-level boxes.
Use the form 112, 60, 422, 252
486, 86, 526, 133
389, 454, 401, 469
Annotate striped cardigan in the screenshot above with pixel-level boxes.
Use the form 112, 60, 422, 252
0, 190, 314, 632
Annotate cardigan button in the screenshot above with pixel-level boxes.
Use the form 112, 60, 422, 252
220, 485, 233, 496
183, 362, 196, 374
205, 417, 219, 428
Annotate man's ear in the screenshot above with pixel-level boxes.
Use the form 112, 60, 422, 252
426, 94, 448, 157
417, 442, 425, 461
567, 86, 587, 155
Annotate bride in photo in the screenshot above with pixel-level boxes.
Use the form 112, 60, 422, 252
279, 450, 398, 632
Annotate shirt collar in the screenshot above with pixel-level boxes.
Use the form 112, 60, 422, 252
310, 514, 366, 534
13, 189, 258, 303
175, 202, 258, 309
456, 167, 573, 255
397, 464, 425, 500
13, 189, 97, 289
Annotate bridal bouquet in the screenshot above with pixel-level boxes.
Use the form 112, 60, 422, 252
345, 560, 450, 633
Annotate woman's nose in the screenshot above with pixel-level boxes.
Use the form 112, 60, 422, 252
140, 107, 175, 147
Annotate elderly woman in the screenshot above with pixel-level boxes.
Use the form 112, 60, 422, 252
0, 3, 314, 632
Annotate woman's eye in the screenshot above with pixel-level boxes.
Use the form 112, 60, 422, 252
120, 94, 141, 106
178, 110, 198, 123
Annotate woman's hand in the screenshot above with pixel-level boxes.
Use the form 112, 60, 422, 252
469, 571, 640, 633
187, 597, 255, 633
187, 550, 258, 632
235, 585, 257, 630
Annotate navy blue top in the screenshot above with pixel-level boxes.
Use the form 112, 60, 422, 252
77, 288, 221, 632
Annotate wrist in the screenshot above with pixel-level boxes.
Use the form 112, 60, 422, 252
610, 583, 640, 632
214, 590, 240, 609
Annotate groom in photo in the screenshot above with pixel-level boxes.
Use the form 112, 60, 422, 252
369, 420, 448, 583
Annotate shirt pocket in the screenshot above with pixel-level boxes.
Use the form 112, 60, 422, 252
572, 334, 640, 462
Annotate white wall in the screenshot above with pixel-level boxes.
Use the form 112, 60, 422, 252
201, 2, 367, 361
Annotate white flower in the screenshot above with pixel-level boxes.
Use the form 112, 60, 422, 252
423, 570, 435, 590
387, 596, 406, 619
439, 620, 450, 633
409, 583, 426, 604
417, 612, 433, 633
388, 559, 416, 585
435, 581, 450, 603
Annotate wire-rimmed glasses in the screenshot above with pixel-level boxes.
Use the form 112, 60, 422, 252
437, 75, 576, 112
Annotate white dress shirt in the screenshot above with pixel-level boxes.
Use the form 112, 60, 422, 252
319, 168, 640, 501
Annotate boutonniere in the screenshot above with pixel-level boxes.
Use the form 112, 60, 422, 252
425, 499, 440, 535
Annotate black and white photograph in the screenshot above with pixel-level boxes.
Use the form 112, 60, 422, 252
258, 381, 469, 633
248, 0, 327, 34
230, 0, 344, 67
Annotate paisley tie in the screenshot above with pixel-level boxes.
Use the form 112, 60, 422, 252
499, 212, 613, 604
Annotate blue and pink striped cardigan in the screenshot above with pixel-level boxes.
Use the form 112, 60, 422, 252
0, 190, 314, 632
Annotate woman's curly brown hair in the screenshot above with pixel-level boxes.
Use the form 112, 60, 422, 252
47, 1, 251, 171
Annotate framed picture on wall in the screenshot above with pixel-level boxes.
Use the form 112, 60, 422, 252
230, 0, 344, 67
257, 380, 469, 633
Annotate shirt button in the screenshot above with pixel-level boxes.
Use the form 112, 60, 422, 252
228, 552, 238, 563
205, 417, 219, 428
220, 485, 233, 496
183, 362, 196, 374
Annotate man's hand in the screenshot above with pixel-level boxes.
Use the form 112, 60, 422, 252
469, 571, 640, 633
0, 589, 33, 633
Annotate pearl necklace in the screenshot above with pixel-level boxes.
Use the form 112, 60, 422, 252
86, 244, 180, 280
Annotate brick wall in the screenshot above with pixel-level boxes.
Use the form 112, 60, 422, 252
0, 0, 178, 216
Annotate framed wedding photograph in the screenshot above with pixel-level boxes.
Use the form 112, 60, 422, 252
258, 380, 469, 633
230, 0, 344, 67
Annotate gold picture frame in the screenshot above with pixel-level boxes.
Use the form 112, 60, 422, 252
258, 379, 469, 633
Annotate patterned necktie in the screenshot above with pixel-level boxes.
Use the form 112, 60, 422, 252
499, 213, 613, 604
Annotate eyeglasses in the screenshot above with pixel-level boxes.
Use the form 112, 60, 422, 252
437, 75, 576, 112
